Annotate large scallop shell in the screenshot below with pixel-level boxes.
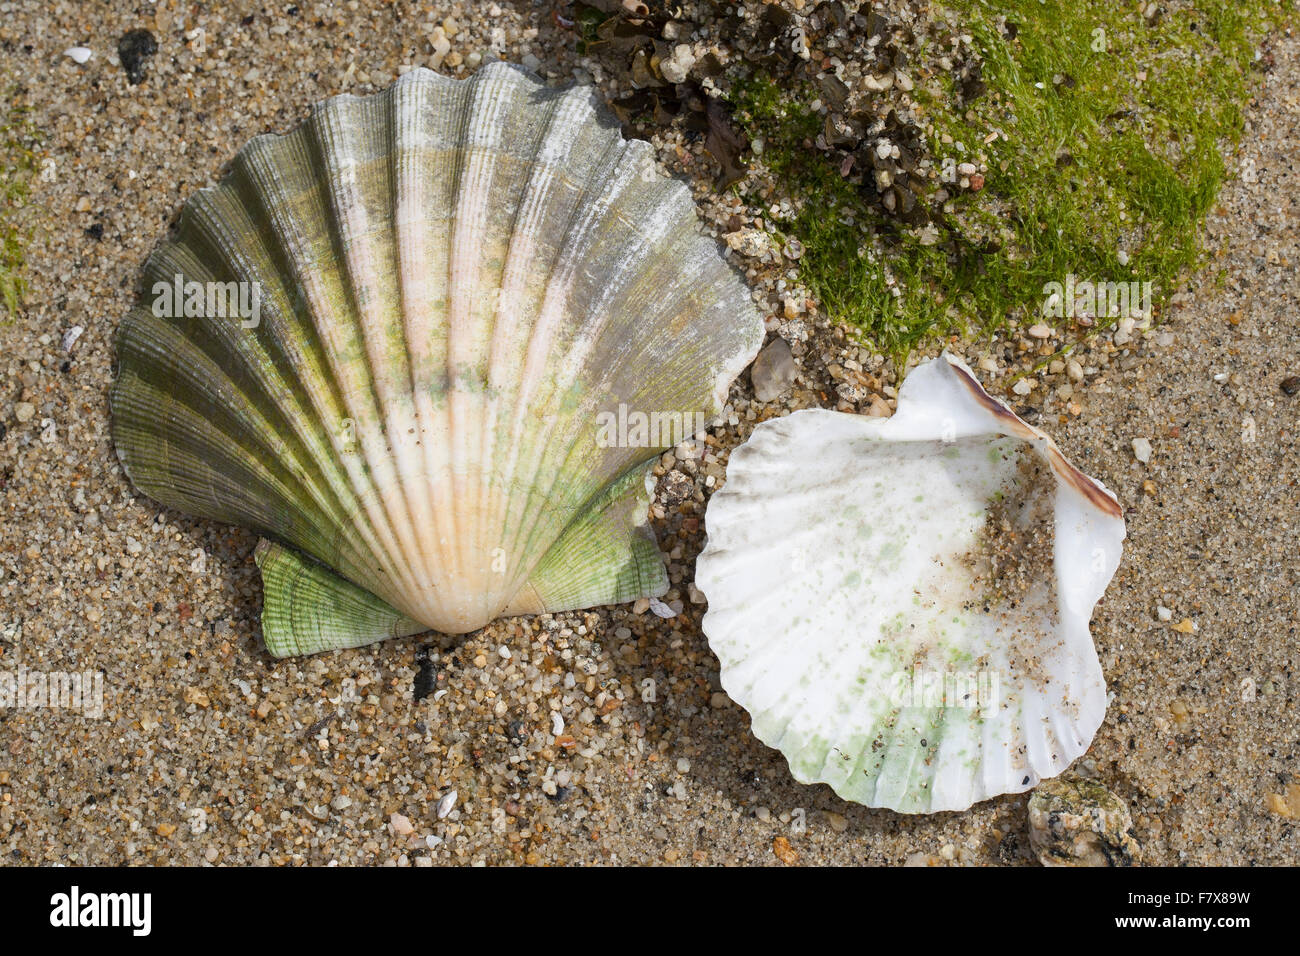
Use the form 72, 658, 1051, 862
111, 63, 763, 656
695, 354, 1125, 813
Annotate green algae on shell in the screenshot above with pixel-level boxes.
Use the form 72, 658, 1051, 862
111, 62, 764, 657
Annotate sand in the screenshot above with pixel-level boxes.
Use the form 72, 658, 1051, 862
0, 1, 1295, 865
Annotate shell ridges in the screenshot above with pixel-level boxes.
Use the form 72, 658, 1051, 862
112, 63, 763, 655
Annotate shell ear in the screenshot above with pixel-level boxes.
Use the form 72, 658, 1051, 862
255, 540, 426, 658
503, 460, 668, 617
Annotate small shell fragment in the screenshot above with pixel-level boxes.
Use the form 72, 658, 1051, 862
648, 597, 677, 619
436, 790, 458, 820
1028, 775, 1141, 866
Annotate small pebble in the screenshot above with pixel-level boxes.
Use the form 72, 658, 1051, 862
117, 29, 158, 85
750, 337, 798, 402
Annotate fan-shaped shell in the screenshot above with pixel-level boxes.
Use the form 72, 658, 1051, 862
111, 63, 763, 656
695, 354, 1125, 813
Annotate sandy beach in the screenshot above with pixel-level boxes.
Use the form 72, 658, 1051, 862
0, 1, 1296, 865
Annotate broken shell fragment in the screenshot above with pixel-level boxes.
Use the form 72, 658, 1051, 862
1028, 774, 1141, 866
695, 354, 1125, 813
111, 63, 763, 657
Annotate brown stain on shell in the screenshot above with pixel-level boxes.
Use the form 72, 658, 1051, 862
944, 356, 1124, 521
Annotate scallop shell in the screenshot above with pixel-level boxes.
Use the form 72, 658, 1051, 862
111, 63, 763, 656
695, 354, 1125, 813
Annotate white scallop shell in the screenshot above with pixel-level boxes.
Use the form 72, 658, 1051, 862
695, 354, 1125, 813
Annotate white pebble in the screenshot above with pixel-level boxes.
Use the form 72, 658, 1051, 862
63, 47, 93, 64
1131, 437, 1153, 463
436, 789, 458, 819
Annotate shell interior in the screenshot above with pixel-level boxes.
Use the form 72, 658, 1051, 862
695, 354, 1125, 813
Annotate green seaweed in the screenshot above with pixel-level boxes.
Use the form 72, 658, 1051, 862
726, 0, 1290, 366
0, 88, 37, 320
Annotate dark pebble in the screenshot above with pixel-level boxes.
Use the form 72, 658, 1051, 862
658, 470, 694, 507
85, 223, 103, 241
1280, 375, 1300, 396
412, 649, 437, 701
117, 29, 158, 86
